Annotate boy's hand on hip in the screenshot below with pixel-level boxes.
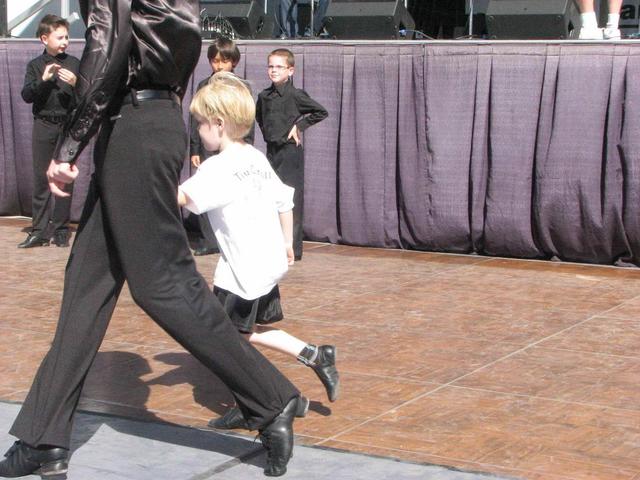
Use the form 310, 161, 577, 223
191, 155, 201, 168
47, 160, 79, 197
287, 125, 300, 146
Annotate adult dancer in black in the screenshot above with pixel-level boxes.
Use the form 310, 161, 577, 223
0, 0, 300, 477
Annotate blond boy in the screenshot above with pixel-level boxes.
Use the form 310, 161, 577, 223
179, 72, 339, 432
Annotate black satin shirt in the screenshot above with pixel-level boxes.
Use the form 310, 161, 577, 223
54, 0, 202, 163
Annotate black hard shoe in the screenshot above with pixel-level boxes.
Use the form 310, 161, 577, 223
311, 346, 340, 402
17, 234, 49, 249
0, 441, 68, 477
209, 397, 309, 431
258, 396, 299, 477
193, 246, 218, 256
51, 230, 71, 247
51, 230, 70, 247
208, 407, 248, 430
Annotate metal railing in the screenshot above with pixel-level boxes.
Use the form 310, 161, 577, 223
1, 0, 78, 38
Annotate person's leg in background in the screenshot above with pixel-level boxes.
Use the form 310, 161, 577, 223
603, 0, 623, 39
576, 0, 602, 39
313, 0, 329, 35
277, 0, 299, 38
576, 0, 622, 39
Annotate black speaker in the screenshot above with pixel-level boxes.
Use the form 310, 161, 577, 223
324, 0, 416, 39
200, 0, 272, 39
486, 0, 576, 39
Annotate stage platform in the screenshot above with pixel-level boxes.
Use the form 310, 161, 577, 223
0, 217, 638, 480
2, 38, 640, 266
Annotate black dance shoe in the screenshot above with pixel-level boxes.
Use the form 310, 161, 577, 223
258, 396, 300, 477
208, 407, 248, 430
311, 345, 340, 402
51, 230, 70, 247
208, 396, 309, 431
0, 441, 68, 477
17, 234, 49, 249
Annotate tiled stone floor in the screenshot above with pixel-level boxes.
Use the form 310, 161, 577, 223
1, 217, 639, 480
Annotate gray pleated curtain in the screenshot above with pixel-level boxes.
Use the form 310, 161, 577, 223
2, 40, 639, 265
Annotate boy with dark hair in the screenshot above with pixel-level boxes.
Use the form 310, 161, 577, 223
19, 14, 79, 248
256, 48, 328, 260
188, 36, 250, 256
190, 36, 242, 170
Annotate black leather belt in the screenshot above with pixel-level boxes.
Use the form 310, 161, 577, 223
122, 89, 180, 106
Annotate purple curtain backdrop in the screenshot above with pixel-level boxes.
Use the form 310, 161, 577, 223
2, 40, 640, 265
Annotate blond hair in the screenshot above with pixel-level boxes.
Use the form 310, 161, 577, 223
189, 72, 255, 141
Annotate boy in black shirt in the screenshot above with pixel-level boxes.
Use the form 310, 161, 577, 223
19, 14, 79, 248
188, 37, 254, 256
256, 48, 328, 260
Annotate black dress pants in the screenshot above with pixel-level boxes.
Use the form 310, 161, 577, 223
267, 142, 304, 259
197, 207, 218, 251
31, 119, 73, 237
10, 99, 298, 449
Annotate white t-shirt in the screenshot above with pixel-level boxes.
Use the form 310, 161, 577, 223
180, 143, 294, 300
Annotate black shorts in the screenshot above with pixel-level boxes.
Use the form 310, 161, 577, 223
214, 285, 284, 333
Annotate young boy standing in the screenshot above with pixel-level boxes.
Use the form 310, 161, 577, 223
188, 37, 253, 256
179, 72, 339, 431
256, 48, 328, 260
19, 14, 79, 248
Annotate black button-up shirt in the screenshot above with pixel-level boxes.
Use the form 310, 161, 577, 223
256, 79, 328, 147
21, 50, 80, 118
55, 0, 201, 163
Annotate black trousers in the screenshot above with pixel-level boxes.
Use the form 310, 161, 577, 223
10, 99, 298, 448
267, 142, 304, 259
30, 119, 73, 236
197, 209, 218, 250
190, 155, 217, 251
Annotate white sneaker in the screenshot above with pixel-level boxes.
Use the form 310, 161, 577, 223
578, 26, 603, 40
603, 27, 621, 40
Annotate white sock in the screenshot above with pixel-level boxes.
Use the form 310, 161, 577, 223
606, 13, 620, 29
580, 12, 598, 29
